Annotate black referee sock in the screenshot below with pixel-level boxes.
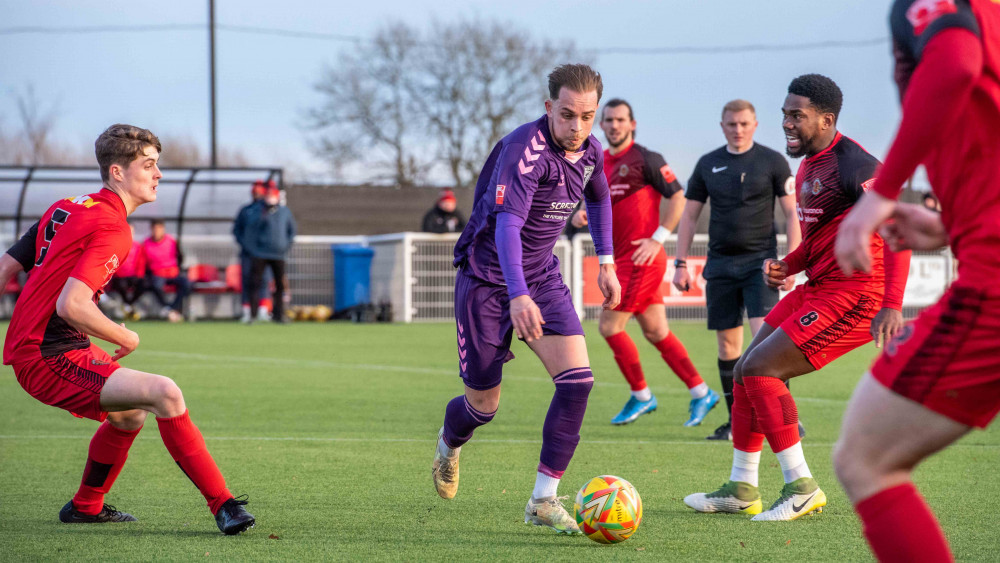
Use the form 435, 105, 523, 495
718, 358, 738, 418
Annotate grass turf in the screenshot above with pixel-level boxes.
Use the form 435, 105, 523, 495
1, 320, 997, 561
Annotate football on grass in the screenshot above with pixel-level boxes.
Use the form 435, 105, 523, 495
574, 475, 642, 544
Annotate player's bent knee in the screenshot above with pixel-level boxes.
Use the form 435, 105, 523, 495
642, 328, 668, 343
152, 376, 186, 417
739, 352, 779, 380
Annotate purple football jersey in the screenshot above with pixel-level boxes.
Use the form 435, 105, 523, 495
454, 115, 611, 286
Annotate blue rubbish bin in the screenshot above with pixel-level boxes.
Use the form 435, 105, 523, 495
332, 245, 374, 313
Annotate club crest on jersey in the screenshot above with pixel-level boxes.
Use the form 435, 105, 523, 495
495, 184, 506, 205
906, 0, 957, 35
583, 165, 595, 186
809, 178, 823, 195
618, 164, 629, 177
861, 178, 876, 192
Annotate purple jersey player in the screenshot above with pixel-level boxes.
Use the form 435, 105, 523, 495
432, 64, 621, 535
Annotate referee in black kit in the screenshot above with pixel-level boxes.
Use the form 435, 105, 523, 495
672, 99, 802, 441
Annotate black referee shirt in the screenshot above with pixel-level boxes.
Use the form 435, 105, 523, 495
686, 143, 793, 256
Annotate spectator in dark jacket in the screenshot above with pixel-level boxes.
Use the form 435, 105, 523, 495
233, 180, 272, 323
246, 184, 296, 323
421, 189, 465, 233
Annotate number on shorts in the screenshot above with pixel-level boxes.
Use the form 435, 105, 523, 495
35, 208, 70, 266
799, 311, 819, 326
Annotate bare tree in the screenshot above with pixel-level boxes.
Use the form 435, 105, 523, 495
157, 135, 250, 168
304, 19, 585, 188
0, 86, 88, 166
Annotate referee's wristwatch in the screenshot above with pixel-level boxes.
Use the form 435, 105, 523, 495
674, 258, 687, 268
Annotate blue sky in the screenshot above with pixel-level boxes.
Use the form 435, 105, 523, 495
1, 0, 905, 185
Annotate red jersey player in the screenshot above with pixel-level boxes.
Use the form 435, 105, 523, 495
0, 125, 254, 534
835, 1, 1000, 560
685, 74, 910, 521
572, 99, 716, 427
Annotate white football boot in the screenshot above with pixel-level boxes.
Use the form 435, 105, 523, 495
684, 480, 763, 515
751, 477, 826, 521
524, 496, 582, 535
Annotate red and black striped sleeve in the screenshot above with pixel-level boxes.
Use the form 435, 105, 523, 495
638, 145, 683, 198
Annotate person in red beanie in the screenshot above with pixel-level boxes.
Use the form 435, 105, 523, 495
422, 188, 466, 233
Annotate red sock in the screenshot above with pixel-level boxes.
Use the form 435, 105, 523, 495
605, 332, 646, 391
157, 410, 232, 515
731, 382, 764, 453
72, 422, 141, 515
743, 376, 799, 453
654, 333, 704, 389
856, 483, 953, 563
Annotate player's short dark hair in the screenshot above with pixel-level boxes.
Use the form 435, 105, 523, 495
788, 74, 843, 122
548, 64, 603, 102
95, 124, 161, 182
602, 98, 634, 121
150, 218, 165, 228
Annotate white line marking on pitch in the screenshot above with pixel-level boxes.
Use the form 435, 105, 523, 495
0, 434, 996, 449
136, 349, 849, 404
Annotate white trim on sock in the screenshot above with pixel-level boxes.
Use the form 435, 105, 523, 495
689, 382, 709, 399
532, 471, 560, 500
631, 387, 653, 402
776, 441, 812, 483
730, 449, 761, 487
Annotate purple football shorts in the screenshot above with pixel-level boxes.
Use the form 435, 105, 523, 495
454, 267, 583, 391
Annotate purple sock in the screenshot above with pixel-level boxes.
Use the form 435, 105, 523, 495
442, 395, 496, 449
539, 368, 594, 477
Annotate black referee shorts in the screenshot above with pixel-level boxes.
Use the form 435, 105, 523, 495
703, 250, 780, 331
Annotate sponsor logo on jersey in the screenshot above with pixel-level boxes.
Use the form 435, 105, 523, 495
519, 131, 546, 175
861, 178, 876, 192
906, 0, 957, 35
65, 195, 100, 208
543, 201, 576, 222
660, 164, 676, 183
495, 184, 506, 205
618, 164, 629, 177
711, 165, 728, 174
784, 176, 796, 196
583, 165, 595, 185
559, 172, 566, 187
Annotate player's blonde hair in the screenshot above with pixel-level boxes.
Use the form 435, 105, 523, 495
95, 124, 162, 182
548, 64, 603, 102
721, 99, 756, 119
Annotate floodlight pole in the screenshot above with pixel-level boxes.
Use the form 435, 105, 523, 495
209, 0, 218, 168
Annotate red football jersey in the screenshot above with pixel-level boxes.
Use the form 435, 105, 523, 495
878, 0, 1000, 286
3, 190, 131, 365
788, 133, 889, 289
603, 141, 682, 260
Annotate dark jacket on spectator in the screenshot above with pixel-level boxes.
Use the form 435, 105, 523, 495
245, 203, 297, 260
422, 207, 466, 233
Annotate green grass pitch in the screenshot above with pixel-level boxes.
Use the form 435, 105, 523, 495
1, 320, 997, 561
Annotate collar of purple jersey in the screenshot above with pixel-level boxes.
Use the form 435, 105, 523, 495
537, 115, 590, 164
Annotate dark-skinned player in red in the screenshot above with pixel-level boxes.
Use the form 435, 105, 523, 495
685, 74, 910, 521
835, 1, 1000, 560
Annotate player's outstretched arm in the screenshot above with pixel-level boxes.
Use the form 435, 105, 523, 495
56, 277, 140, 360
672, 199, 703, 292
879, 203, 948, 252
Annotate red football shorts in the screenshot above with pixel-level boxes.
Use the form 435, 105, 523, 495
764, 282, 880, 370
614, 250, 666, 314
871, 282, 1000, 429
12, 344, 121, 422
